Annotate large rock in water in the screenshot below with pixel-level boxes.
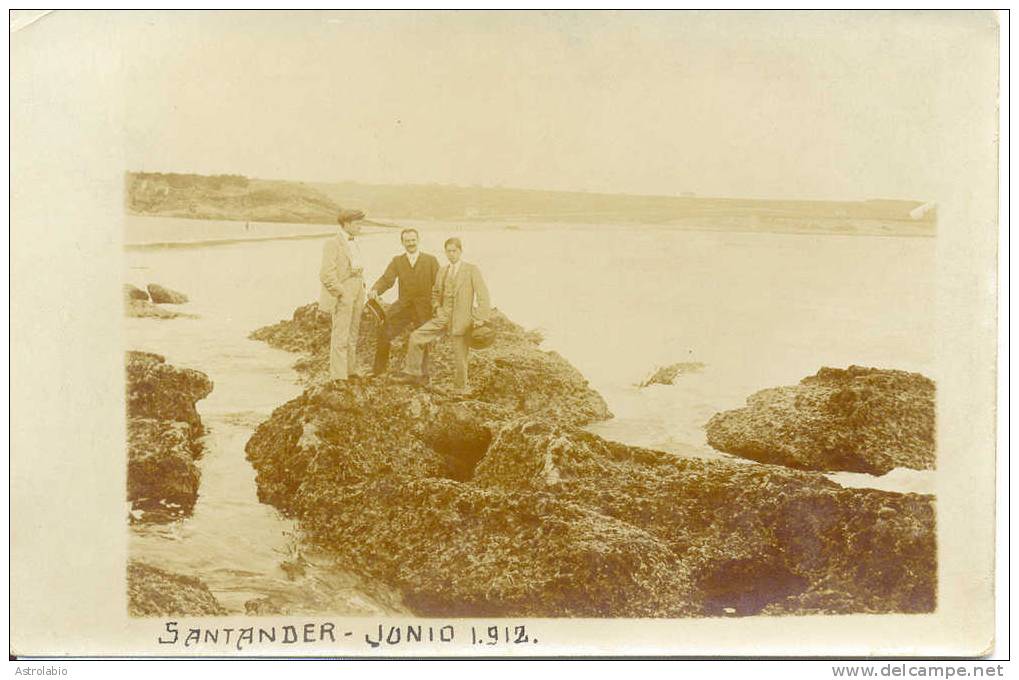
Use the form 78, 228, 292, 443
126, 352, 213, 520
127, 561, 227, 616
705, 366, 936, 475
246, 387, 935, 616
246, 309, 935, 617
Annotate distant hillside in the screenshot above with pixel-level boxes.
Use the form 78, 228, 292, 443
315, 182, 936, 236
126, 172, 936, 236
126, 173, 342, 223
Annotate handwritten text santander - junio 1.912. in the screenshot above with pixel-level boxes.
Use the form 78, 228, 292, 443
157, 621, 540, 652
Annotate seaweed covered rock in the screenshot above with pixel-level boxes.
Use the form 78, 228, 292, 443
246, 382, 458, 513
250, 303, 610, 425
245, 379, 691, 616
128, 561, 227, 616
297, 477, 696, 617
127, 419, 201, 517
474, 420, 936, 615
126, 352, 213, 520
705, 366, 935, 475
246, 381, 935, 616
126, 351, 213, 431
247, 306, 935, 617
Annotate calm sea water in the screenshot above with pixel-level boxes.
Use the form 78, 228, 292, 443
124, 216, 936, 613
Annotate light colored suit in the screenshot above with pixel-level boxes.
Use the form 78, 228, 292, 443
405, 260, 491, 388
319, 235, 366, 380
430, 262, 491, 335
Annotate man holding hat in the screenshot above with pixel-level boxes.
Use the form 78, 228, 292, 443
319, 209, 367, 382
368, 228, 440, 376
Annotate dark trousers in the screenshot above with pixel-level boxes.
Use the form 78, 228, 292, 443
373, 303, 429, 374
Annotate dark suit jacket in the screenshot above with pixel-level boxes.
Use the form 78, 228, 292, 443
371, 252, 440, 322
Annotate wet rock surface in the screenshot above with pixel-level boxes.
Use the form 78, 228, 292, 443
128, 561, 227, 616
705, 366, 936, 475
126, 351, 213, 520
245, 308, 936, 617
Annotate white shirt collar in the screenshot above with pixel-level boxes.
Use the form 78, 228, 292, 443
405, 251, 419, 266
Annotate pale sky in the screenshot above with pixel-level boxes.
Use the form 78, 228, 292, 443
110, 10, 999, 201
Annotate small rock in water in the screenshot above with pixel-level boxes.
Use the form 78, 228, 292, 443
147, 283, 189, 304
125, 298, 191, 319
638, 362, 706, 387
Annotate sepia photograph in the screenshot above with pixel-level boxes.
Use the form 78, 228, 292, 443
10, 9, 1002, 659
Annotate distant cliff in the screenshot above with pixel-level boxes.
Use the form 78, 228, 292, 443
126, 172, 341, 224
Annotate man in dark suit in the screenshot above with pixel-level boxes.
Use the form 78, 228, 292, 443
368, 228, 440, 375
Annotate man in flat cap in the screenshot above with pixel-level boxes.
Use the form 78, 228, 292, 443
319, 209, 367, 382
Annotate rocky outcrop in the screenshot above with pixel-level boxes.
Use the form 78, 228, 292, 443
246, 385, 935, 616
245, 310, 936, 617
127, 561, 227, 616
639, 362, 706, 387
250, 302, 610, 425
126, 352, 213, 520
125, 284, 149, 301
147, 283, 189, 304
474, 421, 934, 615
705, 366, 935, 475
126, 351, 212, 430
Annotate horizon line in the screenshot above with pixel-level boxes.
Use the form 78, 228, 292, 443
125, 170, 931, 206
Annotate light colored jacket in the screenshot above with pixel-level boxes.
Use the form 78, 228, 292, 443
432, 261, 491, 336
319, 236, 362, 314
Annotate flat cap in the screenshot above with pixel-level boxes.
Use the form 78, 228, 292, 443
337, 208, 366, 223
